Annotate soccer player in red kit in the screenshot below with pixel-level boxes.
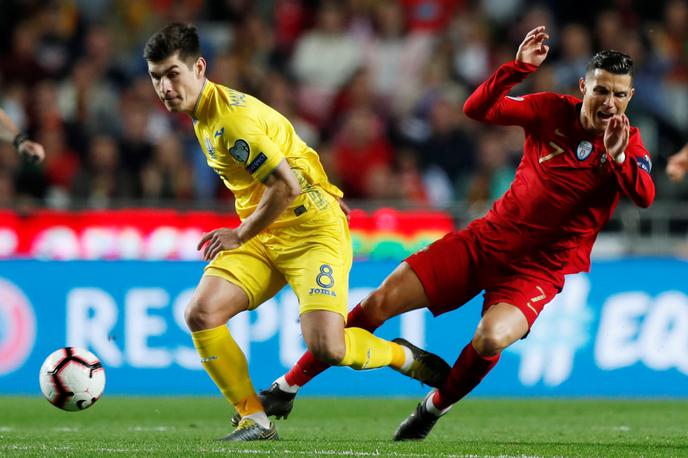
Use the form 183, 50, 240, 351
247, 26, 655, 440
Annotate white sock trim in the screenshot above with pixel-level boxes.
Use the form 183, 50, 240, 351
399, 346, 414, 372
424, 390, 452, 417
275, 375, 299, 393
243, 411, 271, 429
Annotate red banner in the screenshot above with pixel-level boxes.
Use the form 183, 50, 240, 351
0, 208, 454, 260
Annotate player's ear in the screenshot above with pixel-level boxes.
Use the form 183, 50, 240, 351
578, 77, 586, 96
195, 57, 206, 78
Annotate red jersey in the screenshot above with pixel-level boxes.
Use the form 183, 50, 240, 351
462, 60, 655, 275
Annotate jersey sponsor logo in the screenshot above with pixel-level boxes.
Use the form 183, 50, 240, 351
246, 152, 267, 174
506, 95, 524, 101
636, 154, 652, 173
576, 141, 593, 161
229, 139, 250, 164
204, 136, 216, 159
308, 287, 337, 297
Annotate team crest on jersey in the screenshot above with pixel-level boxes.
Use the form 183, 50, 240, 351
576, 141, 593, 161
229, 139, 249, 164
204, 136, 215, 159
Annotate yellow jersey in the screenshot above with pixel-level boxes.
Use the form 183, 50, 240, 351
192, 79, 343, 226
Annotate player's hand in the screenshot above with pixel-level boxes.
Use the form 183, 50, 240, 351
336, 197, 350, 218
18, 140, 45, 163
604, 114, 630, 162
197, 228, 242, 261
667, 150, 688, 182
516, 26, 550, 67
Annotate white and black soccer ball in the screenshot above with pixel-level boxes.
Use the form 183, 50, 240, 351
39, 347, 106, 411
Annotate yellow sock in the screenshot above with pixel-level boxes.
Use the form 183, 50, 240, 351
191, 325, 261, 417
336, 327, 406, 370
390, 343, 407, 370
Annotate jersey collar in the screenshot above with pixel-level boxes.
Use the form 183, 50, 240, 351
192, 79, 212, 122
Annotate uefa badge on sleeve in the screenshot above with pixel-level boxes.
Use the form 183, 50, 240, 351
576, 141, 593, 161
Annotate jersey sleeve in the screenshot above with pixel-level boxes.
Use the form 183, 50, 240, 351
608, 128, 655, 208
463, 60, 543, 129
220, 112, 285, 183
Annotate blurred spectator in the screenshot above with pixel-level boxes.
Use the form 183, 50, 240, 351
327, 68, 386, 139
81, 23, 130, 89
400, 0, 462, 34
447, 11, 491, 86
553, 23, 592, 92
363, 1, 434, 108
332, 107, 393, 199
72, 135, 132, 207
417, 92, 476, 198
118, 100, 155, 180
0, 168, 15, 208
0, 0, 686, 210
465, 130, 516, 210
0, 22, 48, 88
291, 1, 363, 121
261, 71, 319, 147
38, 125, 80, 207
397, 145, 429, 204
57, 58, 119, 137
140, 136, 195, 202
595, 9, 625, 51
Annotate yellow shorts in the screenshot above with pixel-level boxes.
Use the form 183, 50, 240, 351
204, 205, 352, 319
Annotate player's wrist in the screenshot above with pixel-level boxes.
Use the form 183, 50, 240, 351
235, 226, 248, 245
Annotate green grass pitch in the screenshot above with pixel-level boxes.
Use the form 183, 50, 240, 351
1, 396, 686, 457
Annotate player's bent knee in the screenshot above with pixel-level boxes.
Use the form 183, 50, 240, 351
472, 326, 511, 356
185, 300, 221, 332
308, 340, 346, 365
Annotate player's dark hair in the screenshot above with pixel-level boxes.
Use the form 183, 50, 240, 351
585, 50, 633, 77
143, 22, 200, 64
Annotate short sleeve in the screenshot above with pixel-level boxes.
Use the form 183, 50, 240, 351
220, 117, 284, 183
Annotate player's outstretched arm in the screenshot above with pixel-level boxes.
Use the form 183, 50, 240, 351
197, 159, 301, 260
666, 143, 688, 182
0, 108, 45, 163
463, 26, 549, 127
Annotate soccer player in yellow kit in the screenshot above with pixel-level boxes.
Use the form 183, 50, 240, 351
143, 23, 448, 441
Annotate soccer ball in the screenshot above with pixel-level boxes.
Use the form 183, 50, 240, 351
39, 347, 106, 411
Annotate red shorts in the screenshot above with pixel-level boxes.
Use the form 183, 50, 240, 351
405, 228, 565, 328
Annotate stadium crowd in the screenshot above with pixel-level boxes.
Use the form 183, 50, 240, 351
0, 0, 686, 210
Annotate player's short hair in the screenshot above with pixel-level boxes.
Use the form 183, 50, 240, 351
143, 22, 200, 64
585, 50, 633, 78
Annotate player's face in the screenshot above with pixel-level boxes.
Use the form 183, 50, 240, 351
147, 53, 206, 113
579, 69, 634, 133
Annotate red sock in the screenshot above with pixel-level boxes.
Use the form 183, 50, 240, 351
284, 303, 381, 387
432, 342, 500, 411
